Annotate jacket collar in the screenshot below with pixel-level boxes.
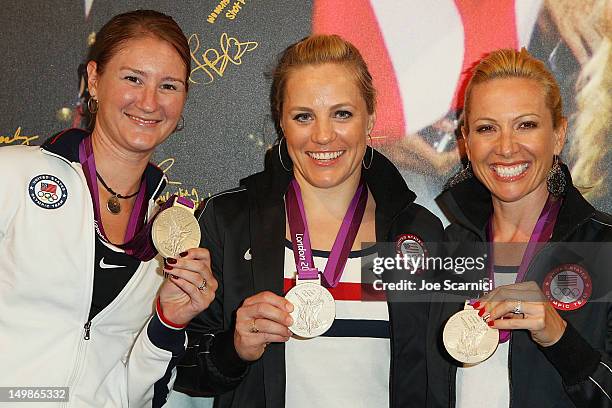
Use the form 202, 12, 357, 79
41, 128, 167, 200
436, 163, 596, 241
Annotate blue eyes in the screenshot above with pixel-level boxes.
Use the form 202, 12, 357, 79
293, 113, 312, 122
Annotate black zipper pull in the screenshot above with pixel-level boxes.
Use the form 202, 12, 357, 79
84, 320, 92, 340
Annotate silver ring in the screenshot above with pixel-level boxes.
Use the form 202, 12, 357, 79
482, 312, 491, 322
197, 279, 207, 291
250, 320, 259, 333
513, 300, 522, 315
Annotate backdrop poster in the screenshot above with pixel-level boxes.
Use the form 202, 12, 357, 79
1, 1, 609, 217
1, 1, 610, 406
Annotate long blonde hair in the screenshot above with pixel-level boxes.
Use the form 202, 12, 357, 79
569, 10, 611, 202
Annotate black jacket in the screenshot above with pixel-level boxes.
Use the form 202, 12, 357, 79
175, 146, 443, 407
427, 165, 612, 408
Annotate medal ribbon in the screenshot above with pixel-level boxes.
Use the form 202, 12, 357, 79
486, 194, 562, 342
286, 178, 368, 288
79, 136, 168, 261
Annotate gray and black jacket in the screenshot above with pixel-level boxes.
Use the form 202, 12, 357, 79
175, 146, 444, 407
427, 165, 612, 408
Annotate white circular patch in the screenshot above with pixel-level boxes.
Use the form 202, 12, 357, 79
28, 174, 68, 209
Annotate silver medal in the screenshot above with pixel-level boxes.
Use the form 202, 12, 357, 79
442, 303, 498, 364
285, 279, 335, 338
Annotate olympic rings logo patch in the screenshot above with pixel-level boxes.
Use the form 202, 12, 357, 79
543, 264, 592, 311
395, 234, 427, 258
28, 174, 68, 209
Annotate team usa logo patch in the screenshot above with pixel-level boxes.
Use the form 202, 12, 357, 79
28, 174, 68, 209
395, 233, 428, 273
395, 234, 427, 257
543, 264, 592, 311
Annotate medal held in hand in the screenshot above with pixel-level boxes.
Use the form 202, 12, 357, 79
285, 275, 336, 338
285, 178, 368, 339
152, 196, 201, 259
443, 301, 498, 364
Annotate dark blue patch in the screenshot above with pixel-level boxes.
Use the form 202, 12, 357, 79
28, 174, 68, 209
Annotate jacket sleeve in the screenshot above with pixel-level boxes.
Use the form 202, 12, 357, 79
539, 222, 612, 407
173, 196, 250, 396
540, 319, 612, 407
125, 311, 188, 407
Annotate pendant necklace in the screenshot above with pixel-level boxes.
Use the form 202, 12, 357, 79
96, 171, 141, 214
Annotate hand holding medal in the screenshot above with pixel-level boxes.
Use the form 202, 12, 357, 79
471, 281, 567, 348
445, 194, 567, 361
155, 196, 217, 327
234, 291, 294, 362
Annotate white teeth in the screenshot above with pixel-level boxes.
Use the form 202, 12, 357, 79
126, 114, 158, 124
308, 151, 344, 160
493, 163, 529, 178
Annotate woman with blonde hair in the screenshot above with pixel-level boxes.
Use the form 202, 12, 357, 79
428, 48, 612, 407
174, 34, 443, 407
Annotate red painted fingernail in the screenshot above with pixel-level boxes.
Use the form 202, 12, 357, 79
472, 301, 481, 309
478, 308, 485, 317
487, 321, 494, 327
165, 265, 174, 271
179, 251, 188, 257
167, 258, 177, 264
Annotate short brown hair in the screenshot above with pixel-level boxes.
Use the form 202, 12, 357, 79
463, 48, 563, 131
89, 9, 190, 90
271, 34, 375, 134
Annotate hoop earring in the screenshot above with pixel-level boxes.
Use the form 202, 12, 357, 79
174, 115, 185, 132
362, 141, 374, 170
547, 155, 566, 197
443, 161, 473, 190
278, 137, 291, 172
87, 97, 98, 114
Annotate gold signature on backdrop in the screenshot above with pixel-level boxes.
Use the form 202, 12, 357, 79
157, 157, 207, 208
207, 0, 248, 23
189, 32, 258, 85
207, 0, 231, 24
0, 127, 39, 146
225, 0, 248, 20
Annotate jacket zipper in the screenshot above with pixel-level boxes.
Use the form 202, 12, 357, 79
387, 303, 395, 407
61, 322, 91, 408
508, 341, 513, 408
84, 320, 92, 340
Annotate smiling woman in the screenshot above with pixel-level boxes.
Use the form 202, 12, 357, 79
463, 76, 566, 205
0, 10, 217, 408
87, 36, 187, 160
173, 34, 444, 408
430, 48, 612, 408
280, 62, 374, 192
